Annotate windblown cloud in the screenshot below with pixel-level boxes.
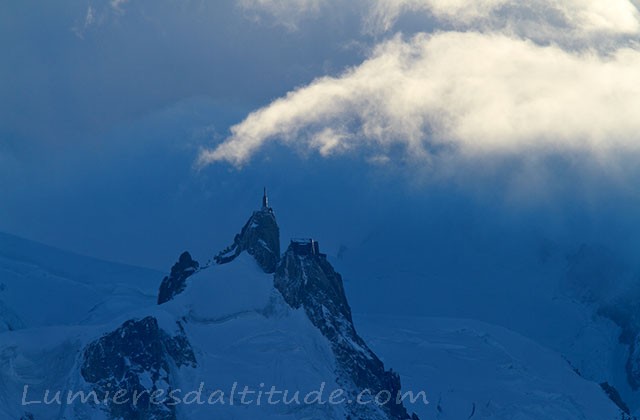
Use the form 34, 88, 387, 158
239, 0, 640, 38
367, 0, 640, 39
199, 0, 640, 168
199, 32, 640, 166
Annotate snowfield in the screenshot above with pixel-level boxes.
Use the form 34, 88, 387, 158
358, 315, 621, 420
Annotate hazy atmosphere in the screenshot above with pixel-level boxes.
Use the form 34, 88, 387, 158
2, 1, 640, 419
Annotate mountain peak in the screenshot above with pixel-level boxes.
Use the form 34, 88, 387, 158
215, 191, 280, 273
157, 251, 199, 304
155, 194, 417, 418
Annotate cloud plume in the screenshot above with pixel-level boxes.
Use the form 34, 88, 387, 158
199, 28, 640, 167
367, 0, 640, 39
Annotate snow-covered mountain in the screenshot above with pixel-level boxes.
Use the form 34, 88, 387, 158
0, 196, 633, 419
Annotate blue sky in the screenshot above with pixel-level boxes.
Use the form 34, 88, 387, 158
2, 0, 640, 295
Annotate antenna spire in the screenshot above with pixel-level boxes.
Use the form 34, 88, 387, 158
262, 187, 269, 209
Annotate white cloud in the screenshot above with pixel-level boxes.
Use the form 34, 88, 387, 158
199, 31, 640, 167
198, 0, 640, 169
238, 0, 640, 40
367, 0, 640, 39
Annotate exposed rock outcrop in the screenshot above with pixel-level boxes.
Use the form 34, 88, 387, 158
81, 316, 196, 420
157, 252, 199, 304
599, 382, 630, 415
275, 239, 415, 420
215, 203, 280, 274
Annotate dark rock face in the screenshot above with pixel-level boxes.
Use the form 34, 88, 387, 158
599, 382, 630, 415
215, 207, 280, 274
275, 240, 414, 420
81, 316, 196, 420
158, 252, 199, 304
275, 240, 352, 323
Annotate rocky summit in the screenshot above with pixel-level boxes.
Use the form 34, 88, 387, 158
153, 190, 418, 419
214, 189, 280, 274
157, 251, 200, 304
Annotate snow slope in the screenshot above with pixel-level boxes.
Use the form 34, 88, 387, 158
0, 232, 161, 327
358, 315, 621, 420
